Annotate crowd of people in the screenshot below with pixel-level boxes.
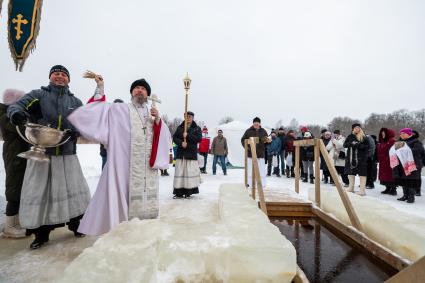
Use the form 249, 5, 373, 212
251, 121, 424, 204
1, 65, 424, 252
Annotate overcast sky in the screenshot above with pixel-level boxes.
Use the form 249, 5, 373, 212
0, 0, 424, 129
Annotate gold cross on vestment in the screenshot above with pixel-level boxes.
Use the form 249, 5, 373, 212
12, 14, 28, 40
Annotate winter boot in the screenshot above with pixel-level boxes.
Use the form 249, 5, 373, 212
415, 187, 421, 196
67, 216, 85, 238
163, 169, 169, 176
285, 168, 290, 178
397, 187, 408, 201
30, 228, 50, 250
302, 173, 308, 182
407, 188, 415, 203
3, 215, 26, 238
323, 175, 328, 184
381, 186, 391, 194
388, 187, 397, 196
356, 176, 367, 196
309, 174, 314, 184
347, 175, 355, 192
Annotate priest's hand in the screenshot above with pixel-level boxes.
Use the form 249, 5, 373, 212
95, 75, 104, 88
182, 141, 187, 148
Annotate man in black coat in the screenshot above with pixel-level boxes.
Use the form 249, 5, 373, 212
172, 111, 202, 198
241, 117, 269, 187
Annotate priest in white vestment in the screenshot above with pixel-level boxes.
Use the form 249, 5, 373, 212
68, 76, 171, 236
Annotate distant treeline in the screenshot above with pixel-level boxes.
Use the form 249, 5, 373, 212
278, 109, 425, 139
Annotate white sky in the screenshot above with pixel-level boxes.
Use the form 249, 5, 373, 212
0, 0, 424, 128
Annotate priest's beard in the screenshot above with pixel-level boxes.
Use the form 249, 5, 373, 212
131, 95, 147, 107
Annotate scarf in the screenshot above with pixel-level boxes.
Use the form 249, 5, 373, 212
389, 142, 417, 176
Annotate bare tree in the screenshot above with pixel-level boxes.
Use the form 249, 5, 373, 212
287, 118, 299, 131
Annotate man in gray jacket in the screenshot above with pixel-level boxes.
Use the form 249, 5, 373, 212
7, 65, 90, 249
211, 129, 228, 175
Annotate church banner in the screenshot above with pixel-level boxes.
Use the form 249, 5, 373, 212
8, 0, 43, 71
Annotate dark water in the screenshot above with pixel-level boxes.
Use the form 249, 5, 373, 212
272, 218, 398, 283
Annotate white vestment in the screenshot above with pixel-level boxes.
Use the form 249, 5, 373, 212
68, 98, 170, 236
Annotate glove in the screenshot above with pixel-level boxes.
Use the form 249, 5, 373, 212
10, 111, 29, 126
351, 141, 359, 148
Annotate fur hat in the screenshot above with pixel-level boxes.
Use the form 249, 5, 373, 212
130, 79, 151, 96
49, 65, 70, 80
2, 89, 25, 105
253, 117, 261, 123
351, 123, 361, 130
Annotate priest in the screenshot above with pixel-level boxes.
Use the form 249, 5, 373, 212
68, 74, 171, 236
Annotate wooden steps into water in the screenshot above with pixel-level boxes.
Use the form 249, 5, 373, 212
260, 188, 314, 218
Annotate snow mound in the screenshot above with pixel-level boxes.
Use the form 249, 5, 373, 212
58, 183, 296, 283
309, 187, 425, 261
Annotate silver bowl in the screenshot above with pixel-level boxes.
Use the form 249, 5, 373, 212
16, 123, 70, 162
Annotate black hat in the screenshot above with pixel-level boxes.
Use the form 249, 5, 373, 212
253, 117, 261, 123
130, 79, 151, 96
49, 65, 70, 80
333, 130, 341, 135
321, 128, 328, 134
113, 99, 124, 103
351, 123, 361, 130
278, 126, 284, 130
186, 111, 194, 117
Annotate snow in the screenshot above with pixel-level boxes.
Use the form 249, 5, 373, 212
210, 121, 272, 167
0, 142, 424, 282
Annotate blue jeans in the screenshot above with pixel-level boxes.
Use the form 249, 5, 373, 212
213, 155, 226, 174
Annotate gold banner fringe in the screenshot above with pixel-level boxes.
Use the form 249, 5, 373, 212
8, 0, 43, 71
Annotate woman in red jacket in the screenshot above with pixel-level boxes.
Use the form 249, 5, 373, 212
377, 128, 397, 195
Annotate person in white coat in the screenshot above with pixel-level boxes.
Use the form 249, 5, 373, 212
327, 130, 349, 186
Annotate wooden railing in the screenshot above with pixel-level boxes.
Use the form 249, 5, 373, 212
243, 137, 267, 215
293, 138, 363, 232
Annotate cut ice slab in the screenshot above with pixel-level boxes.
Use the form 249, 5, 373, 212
59, 183, 296, 283
309, 187, 425, 262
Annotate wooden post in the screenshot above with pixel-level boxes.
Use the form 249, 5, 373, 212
318, 139, 363, 231
314, 139, 321, 207
249, 137, 267, 215
295, 146, 300, 193
244, 140, 248, 189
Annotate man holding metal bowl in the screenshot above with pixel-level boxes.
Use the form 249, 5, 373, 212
7, 65, 91, 250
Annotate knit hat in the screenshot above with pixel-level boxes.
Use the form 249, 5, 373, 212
49, 65, 70, 80
130, 79, 151, 96
113, 98, 124, 103
202, 126, 208, 133
351, 123, 361, 130
2, 89, 25, 105
300, 126, 309, 133
253, 117, 261, 123
321, 129, 328, 134
399, 128, 413, 136
186, 111, 194, 117
333, 130, 341, 135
